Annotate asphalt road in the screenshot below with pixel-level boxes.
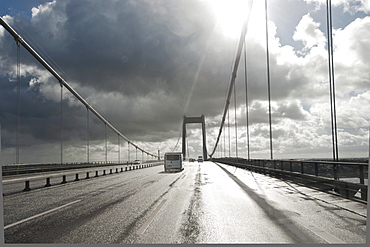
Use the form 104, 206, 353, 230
1, 161, 367, 244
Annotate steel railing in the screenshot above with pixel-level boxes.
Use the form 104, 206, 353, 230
1, 160, 161, 176
2, 162, 163, 194
212, 157, 368, 202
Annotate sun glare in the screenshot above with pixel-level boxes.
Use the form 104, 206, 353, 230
207, 0, 252, 38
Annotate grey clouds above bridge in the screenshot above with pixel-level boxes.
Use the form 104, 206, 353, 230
0, 0, 369, 163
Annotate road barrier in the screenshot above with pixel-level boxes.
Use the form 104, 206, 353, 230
212, 158, 368, 202
2, 162, 163, 194
1, 160, 162, 176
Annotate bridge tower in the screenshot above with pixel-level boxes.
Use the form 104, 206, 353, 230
182, 115, 207, 160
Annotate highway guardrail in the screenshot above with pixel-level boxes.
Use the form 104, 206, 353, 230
212, 158, 368, 202
2, 161, 163, 194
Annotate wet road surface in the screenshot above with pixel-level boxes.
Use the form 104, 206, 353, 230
2, 161, 367, 244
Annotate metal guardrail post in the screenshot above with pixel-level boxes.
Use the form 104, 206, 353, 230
45, 178, 51, 187
75, 174, 79, 181
61, 175, 67, 184
333, 164, 339, 180
85, 172, 90, 179
359, 165, 364, 185
23, 181, 31, 191
95, 171, 99, 177
300, 162, 304, 174
361, 187, 367, 201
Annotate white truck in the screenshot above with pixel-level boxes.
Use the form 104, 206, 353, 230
164, 152, 183, 172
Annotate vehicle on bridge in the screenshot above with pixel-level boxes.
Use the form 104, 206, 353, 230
197, 156, 203, 162
164, 152, 183, 172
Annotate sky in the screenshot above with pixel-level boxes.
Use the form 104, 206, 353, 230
0, 0, 369, 164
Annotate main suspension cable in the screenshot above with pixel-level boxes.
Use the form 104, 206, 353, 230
209, 0, 254, 158
0, 17, 158, 158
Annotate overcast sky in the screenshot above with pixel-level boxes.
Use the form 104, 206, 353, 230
0, 0, 369, 164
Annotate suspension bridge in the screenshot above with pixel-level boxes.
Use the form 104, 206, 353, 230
0, 0, 368, 244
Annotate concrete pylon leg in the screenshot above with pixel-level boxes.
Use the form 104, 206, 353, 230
182, 115, 207, 160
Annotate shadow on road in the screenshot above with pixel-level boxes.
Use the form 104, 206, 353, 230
214, 162, 319, 244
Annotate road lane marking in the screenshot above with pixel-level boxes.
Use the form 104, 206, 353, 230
136, 199, 167, 235
4, 199, 82, 230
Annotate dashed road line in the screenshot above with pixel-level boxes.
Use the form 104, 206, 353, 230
136, 199, 167, 235
4, 199, 82, 230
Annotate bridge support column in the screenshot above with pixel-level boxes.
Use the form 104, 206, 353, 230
182, 115, 207, 160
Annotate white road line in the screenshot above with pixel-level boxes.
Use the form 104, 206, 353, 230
136, 199, 167, 235
294, 217, 345, 244
4, 199, 82, 230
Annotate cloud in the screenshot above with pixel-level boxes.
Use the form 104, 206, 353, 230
0, 0, 369, 163
304, 0, 370, 13
293, 13, 326, 51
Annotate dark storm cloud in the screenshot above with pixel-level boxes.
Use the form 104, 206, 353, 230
27, 0, 217, 95
0, 0, 230, 150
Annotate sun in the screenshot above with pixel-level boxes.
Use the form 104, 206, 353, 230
206, 0, 253, 38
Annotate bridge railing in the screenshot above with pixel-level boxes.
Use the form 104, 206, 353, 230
2, 161, 164, 194
2, 160, 161, 176
212, 157, 368, 202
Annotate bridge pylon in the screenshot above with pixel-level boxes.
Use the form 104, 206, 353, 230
182, 115, 207, 160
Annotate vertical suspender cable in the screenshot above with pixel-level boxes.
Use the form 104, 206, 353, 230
60, 83, 63, 164
228, 109, 231, 157
127, 142, 130, 163
16, 39, 20, 164
326, 0, 335, 160
234, 81, 238, 157
326, 0, 338, 161
118, 134, 120, 163
219, 131, 222, 157
244, 41, 250, 161
105, 123, 107, 163
223, 124, 226, 157
330, 2, 338, 161
86, 108, 90, 163
265, 0, 273, 160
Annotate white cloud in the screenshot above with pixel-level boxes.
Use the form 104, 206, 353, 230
293, 13, 326, 51
304, 0, 370, 13
333, 16, 370, 95
0, 15, 13, 39
31, 1, 55, 18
